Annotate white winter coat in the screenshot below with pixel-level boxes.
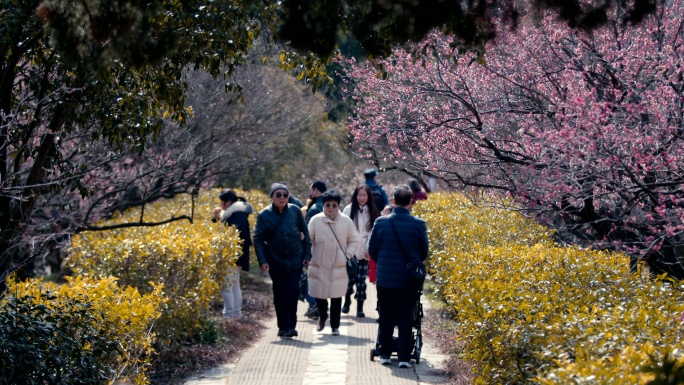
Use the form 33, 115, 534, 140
342, 204, 371, 260
307, 212, 362, 299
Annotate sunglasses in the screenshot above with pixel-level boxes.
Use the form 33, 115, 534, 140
324, 203, 339, 208
274, 192, 289, 199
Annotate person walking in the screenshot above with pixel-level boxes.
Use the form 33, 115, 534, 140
302, 180, 327, 318
307, 190, 361, 336
408, 179, 428, 205
341, 185, 380, 317
278, 181, 304, 208
363, 168, 389, 212
305, 180, 327, 223
213, 189, 254, 319
368, 185, 429, 368
253, 183, 312, 338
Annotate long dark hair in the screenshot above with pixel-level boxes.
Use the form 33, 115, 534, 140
349, 184, 380, 232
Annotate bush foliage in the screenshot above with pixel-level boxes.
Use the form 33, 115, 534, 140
413, 193, 684, 385
1, 188, 269, 384
3, 275, 164, 385
68, 189, 255, 347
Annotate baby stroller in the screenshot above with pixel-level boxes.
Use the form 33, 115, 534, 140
369, 285, 424, 364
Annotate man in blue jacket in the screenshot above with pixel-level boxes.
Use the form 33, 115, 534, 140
368, 184, 429, 368
254, 183, 312, 338
363, 168, 389, 212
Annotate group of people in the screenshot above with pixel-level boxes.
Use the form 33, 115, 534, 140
212, 168, 429, 367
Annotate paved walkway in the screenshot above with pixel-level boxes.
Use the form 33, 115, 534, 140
183, 277, 448, 385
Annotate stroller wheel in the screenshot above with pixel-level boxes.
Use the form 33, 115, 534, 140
370, 348, 376, 361
413, 334, 422, 364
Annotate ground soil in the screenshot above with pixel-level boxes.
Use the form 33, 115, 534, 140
147, 270, 274, 384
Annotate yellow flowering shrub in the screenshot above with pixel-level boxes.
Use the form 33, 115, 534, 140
5, 275, 165, 385
413, 192, 553, 299
413, 192, 684, 384
68, 189, 244, 346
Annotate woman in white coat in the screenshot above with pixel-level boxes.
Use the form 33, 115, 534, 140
341, 184, 381, 317
308, 190, 362, 335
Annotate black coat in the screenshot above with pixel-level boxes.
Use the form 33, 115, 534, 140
254, 203, 312, 272
222, 201, 254, 271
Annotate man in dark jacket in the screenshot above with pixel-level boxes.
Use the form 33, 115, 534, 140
364, 168, 389, 212
254, 183, 312, 338
305, 179, 327, 224
368, 184, 429, 368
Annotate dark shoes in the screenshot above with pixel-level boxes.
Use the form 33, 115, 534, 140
316, 317, 326, 332
278, 329, 298, 338
356, 300, 365, 318
341, 294, 351, 314
305, 304, 320, 319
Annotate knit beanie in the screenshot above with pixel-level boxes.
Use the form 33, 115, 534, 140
269, 183, 290, 196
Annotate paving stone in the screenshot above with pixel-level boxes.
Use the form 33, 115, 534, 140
182, 279, 449, 385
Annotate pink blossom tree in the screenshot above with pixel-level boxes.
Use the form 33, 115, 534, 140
342, 0, 684, 277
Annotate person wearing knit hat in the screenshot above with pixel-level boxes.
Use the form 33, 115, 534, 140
363, 168, 389, 212
269, 182, 290, 196
363, 168, 378, 178
278, 181, 304, 208
253, 182, 312, 338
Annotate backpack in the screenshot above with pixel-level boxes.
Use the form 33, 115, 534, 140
369, 185, 385, 210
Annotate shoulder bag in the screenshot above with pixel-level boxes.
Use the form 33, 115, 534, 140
328, 223, 359, 275
390, 218, 426, 289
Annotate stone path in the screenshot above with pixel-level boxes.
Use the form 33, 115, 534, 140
183, 278, 448, 385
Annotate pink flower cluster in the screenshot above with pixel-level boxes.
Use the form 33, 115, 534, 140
341, 1, 684, 261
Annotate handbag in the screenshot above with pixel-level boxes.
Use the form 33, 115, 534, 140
390, 218, 426, 289
298, 267, 308, 302
328, 223, 359, 275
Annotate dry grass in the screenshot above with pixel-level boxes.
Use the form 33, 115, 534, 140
147, 270, 274, 384
421, 281, 474, 385
422, 307, 475, 385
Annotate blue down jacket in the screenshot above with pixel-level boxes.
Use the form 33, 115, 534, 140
368, 207, 429, 289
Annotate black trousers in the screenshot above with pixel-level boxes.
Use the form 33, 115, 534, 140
269, 269, 301, 331
377, 286, 417, 362
315, 297, 342, 329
